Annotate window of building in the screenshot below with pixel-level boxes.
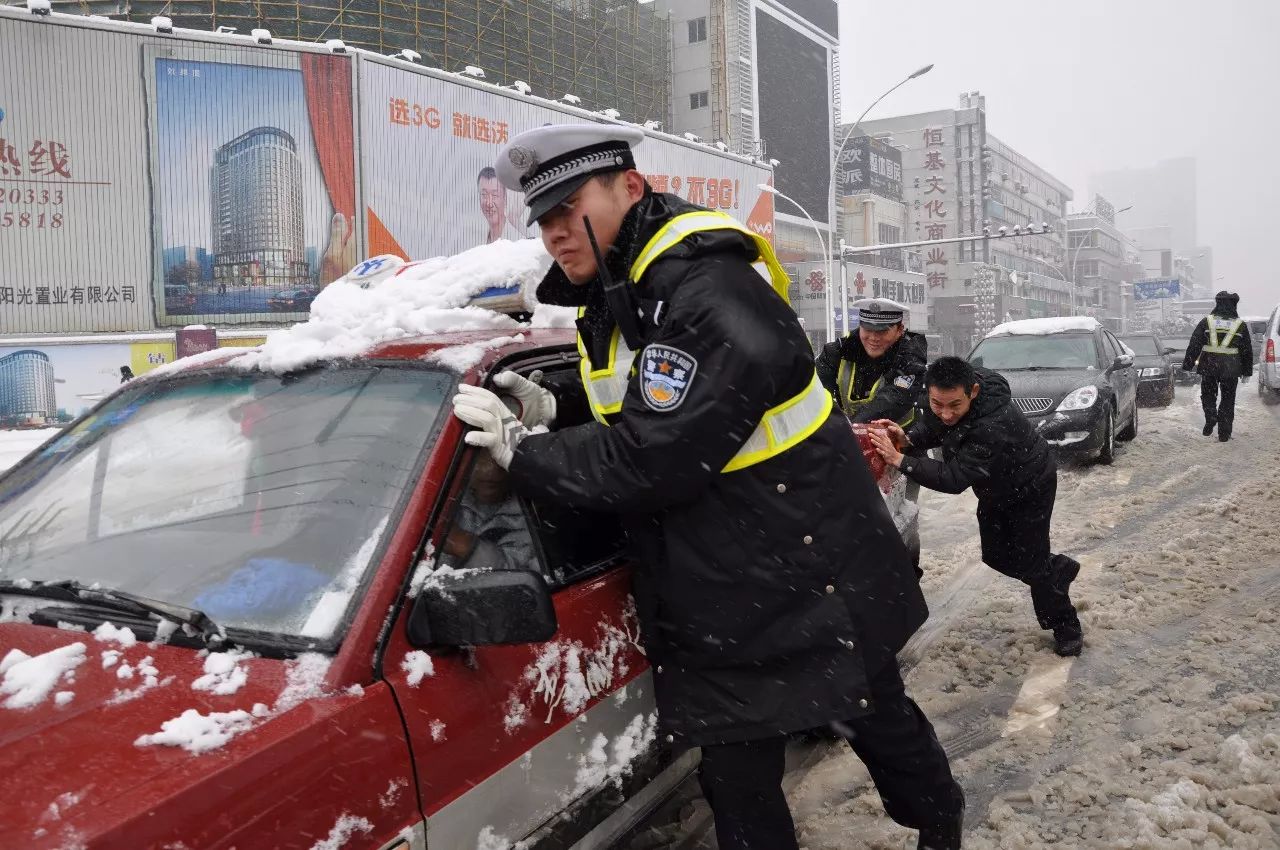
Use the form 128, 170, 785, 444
688, 17, 708, 43
689, 90, 709, 110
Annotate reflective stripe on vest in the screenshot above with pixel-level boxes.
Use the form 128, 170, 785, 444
629, 210, 792, 304
575, 212, 829, 471
1203, 316, 1244, 355
835, 358, 916, 427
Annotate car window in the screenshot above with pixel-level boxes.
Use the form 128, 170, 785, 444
0, 364, 453, 642
969, 334, 1099, 370
1120, 336, 1159, 355
433, 451, 538, 575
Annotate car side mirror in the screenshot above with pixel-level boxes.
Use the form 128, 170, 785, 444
407, 568, 558, 647
1112, 354, 1133, 371
1162, 347, 1177, 355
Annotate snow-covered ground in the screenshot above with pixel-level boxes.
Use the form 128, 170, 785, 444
633, 388, 1280, 849
0, 428, 60, 474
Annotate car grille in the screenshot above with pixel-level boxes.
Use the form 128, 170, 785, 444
1013, 397, 1055, 416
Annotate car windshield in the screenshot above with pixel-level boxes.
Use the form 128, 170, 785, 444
0, 364, 452, 643
1120, 336, 1160, 355
969, 334, 1098, 370
1247, 321, 1266, 335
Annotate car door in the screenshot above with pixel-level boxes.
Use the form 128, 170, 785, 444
1104, 330, 1137, 419
381, 358, 663, 850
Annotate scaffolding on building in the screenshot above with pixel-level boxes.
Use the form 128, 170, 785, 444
79, 0, 671, 125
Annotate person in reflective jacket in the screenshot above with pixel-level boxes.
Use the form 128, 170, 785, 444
1183, 290, 1254, 441
451, 124, 964, 850
816, 297, 927, 425
868, 356, 1084, 658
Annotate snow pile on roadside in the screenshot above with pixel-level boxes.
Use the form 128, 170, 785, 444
134, 708, 256, 754
0, 643, 86, 709
0, 427, 62, 474
237, 239, 551, 375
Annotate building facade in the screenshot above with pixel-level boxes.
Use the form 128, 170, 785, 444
0, 350, 57, 423
211, 127, 309, 288
1066, 197, 1134, 332
1091, 157, 1197, 260
660, 0, 840, 346
857, 93, 1073, 355
98, 0, 672, 126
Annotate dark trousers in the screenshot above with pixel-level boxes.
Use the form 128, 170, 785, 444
697, 661, 963, 850
1200, 374, 1239, 436
976, 472, 1079, 632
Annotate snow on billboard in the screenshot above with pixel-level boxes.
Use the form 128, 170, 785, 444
142, 44, 357, 327
357, 57, 775, 262
0, 18, 153, 334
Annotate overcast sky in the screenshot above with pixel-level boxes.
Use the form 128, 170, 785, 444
838, 0, 1278, 316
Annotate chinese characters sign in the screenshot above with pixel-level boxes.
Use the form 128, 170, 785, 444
837, 136, 902, 201
920, 126, 950, 289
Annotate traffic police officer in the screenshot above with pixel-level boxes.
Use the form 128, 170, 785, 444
816, 297, 927, 425
1183, 290, 1254, 442
452, 124, 964, 850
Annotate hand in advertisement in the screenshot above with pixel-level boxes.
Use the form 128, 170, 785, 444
319, 211, 357, 287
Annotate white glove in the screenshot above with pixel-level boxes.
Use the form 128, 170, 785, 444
453, 384, 530, 469
492, 370, 557, 428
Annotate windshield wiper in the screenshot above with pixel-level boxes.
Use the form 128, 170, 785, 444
0, 579, 224, 644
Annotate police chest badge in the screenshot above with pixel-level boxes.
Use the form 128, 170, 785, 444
893, 374, 916, 389
641, 345, 698, 412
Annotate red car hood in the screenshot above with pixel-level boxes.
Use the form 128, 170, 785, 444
0, 621, 304, 846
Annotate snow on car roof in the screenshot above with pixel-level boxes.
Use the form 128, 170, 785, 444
147, 239, 575, 379
985, 316, 1101, 338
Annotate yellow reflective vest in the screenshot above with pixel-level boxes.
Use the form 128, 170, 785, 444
576, 210, 832, 473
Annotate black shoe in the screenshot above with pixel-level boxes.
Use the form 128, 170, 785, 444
917, 814, 963, 850
1218, 432, 1231, 442
1203, 421, 1216, 436
1053, 626, 1083, 657
1051, 555, 1081, 592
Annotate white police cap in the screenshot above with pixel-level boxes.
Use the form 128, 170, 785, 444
497, 123, 645, 225
852, 297, 909, 329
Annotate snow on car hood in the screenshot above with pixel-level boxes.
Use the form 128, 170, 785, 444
0, 621, 328, 846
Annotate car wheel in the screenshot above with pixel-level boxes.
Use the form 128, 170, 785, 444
1097, 406, 1116, 465
1118, 400, 1138, 442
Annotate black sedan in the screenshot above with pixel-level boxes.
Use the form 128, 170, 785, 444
969, 319, 1139, 465
1119, 333, 1178, 406
267, 288, 319, 312
1161, 334, 1199, 385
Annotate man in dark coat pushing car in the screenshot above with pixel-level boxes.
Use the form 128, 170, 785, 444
451, 123, 964, 850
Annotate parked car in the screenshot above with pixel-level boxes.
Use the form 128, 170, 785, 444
267, 287, 319, 311
1162, 333, 1199, 385
1257, 304, 1280, 405
1119, 332, 1178, 406
0, 329, 919, 850
968, 317, 1138, 465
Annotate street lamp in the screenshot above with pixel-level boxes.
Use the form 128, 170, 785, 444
828, 63, 934, 338
758, 183, 832, 340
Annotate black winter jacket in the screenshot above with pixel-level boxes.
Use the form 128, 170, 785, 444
815, 331, 927, 424
508, 192, 926, 746
900, 368, 1056, 508
1183, 298, 1254, 379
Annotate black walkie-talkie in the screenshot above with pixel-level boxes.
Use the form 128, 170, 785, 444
583, 215, 645, 349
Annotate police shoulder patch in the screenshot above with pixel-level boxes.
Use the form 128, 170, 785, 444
640, 344, 698, 412
893, 374, 916, 389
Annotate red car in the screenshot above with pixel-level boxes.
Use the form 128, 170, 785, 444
0, 329, 911, 850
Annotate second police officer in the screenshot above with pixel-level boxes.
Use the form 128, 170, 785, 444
816, 297, 928, 426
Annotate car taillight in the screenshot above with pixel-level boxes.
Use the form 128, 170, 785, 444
1267, 339, 1276, 363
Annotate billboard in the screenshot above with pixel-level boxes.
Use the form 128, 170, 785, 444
0, 21, 154, 333
755, 7, 832, 225
837, 137, 903, 201
145, 46, 355, 326
1134, 278, 1181, 300
0, 11, 773, 336
358, 59, 774, 260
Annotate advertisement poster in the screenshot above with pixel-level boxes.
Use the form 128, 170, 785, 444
357, 58, 774, 262
146, 46, 356, 326
0, 19, 154, 333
